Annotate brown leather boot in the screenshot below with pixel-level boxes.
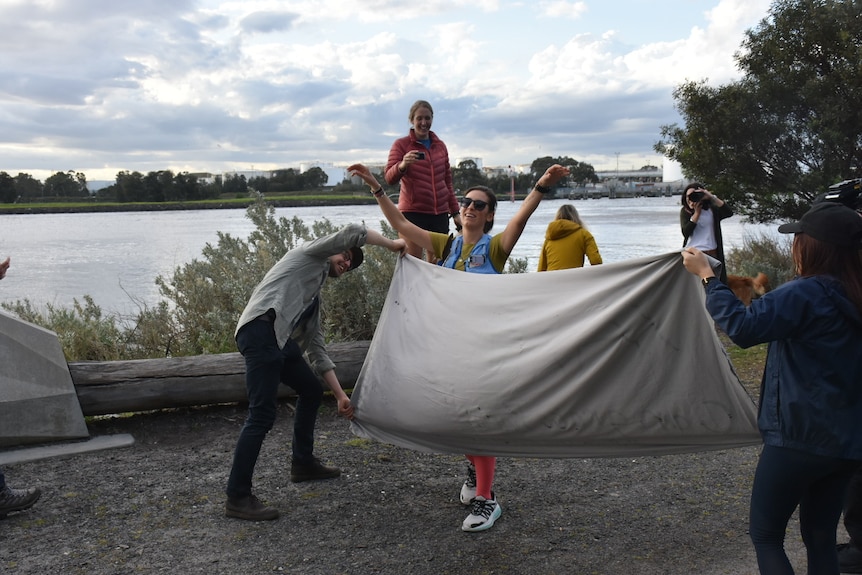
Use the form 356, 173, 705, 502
290, 458, 341, 483
225, 494, 279, 521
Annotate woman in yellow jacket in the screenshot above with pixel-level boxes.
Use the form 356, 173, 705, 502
538, 204, 602, 271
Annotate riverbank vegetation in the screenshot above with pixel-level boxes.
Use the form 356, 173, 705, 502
1, 193, 789, 367
726, 230, 794, 287
3, 195, 397, 359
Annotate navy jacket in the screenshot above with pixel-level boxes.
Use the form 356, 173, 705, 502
705, 275, 862, 460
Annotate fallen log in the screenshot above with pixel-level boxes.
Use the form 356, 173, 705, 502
68, 341, 370, 416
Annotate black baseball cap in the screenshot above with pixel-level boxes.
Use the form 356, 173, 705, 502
778, 202, 862, 247
348, 246, 364, 271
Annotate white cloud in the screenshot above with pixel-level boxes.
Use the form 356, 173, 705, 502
540, 1, 589, 19
0, 0, 772, 181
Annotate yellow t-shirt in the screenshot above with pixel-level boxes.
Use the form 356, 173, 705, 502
430, 232, 509, 273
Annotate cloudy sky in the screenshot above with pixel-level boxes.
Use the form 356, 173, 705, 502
0, 0, 773, 184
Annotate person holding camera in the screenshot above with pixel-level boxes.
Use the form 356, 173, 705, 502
385, 99, 461, 261
680, 182, 733, 282
682, 202, 862, 575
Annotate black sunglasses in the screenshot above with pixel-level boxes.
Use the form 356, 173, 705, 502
460, 197, 489, 211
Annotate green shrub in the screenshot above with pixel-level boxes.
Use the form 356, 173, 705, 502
3, 296, 128, 361
1, 195, 401, 360
317, 219, 399, 342
506, 257, 529, 274
150, 196, 400, 356
725, 231, 795, 288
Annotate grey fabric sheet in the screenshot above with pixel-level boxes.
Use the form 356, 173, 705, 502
349, 252, 760, 458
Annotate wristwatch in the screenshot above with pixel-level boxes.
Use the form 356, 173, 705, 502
702, 276, 718, 288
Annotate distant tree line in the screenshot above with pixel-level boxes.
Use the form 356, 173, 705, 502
0, 156, 602, 204
0, 166, 333, 204
0, 170, 89, 203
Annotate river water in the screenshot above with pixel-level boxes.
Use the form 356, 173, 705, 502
0, 196, 778, 314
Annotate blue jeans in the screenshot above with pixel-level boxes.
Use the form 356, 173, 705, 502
749, 444, 858, 575
226, 317, 324, 498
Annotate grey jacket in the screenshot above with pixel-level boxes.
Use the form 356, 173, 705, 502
235, 223, 368, 375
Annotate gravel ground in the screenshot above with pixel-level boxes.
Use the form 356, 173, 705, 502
0, 393, 829, 575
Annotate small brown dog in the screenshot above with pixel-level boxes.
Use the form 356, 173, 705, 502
726, 272, 771, 306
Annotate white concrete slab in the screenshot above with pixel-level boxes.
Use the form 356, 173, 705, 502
0, 434, 135, 465
0, 310, 89, 447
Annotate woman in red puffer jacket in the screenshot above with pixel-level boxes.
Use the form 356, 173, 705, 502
385, 100, 461, 261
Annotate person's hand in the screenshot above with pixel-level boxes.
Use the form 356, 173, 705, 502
538, 164, 571, 187
337, 397, 354, 420
390, 238, 407, 256
0, 256, 9, 280
347, 163, 382, 190
398, 151, 423, 172
681, 247, 714, 279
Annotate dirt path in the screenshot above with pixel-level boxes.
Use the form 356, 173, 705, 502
0, 399, 817, 574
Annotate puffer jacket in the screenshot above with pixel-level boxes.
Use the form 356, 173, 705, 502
537, 220, 602, 271
385, 129, 459, 216
705, 274, 862, 460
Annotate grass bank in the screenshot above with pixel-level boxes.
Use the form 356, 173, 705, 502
0, 193, 381, 214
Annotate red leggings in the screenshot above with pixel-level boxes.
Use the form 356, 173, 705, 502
466, 454, 496, 500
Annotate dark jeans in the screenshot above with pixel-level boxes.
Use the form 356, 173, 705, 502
845, 465, 862, 547
749, 444, 858, 575
226, 317, 324, 499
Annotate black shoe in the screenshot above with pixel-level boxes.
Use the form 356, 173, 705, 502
290, 458, 341, 483
225, 494, 279, 521
0, 485, 41, 518
838, 542, 862, 574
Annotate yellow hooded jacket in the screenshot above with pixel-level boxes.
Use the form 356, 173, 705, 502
537, 219, 602, 271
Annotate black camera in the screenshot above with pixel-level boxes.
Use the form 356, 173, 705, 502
688, 190, 710, 209
818, 178, 862, 211
415, 152, 426, 160
688, 190, 706, 203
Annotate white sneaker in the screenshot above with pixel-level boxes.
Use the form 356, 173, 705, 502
461, 495, 501, 532
459, 462, 477, 505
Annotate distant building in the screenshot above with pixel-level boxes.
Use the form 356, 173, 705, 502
452, 157, 484, 170
221, 170, 271, 182
299, 161, 343, 187
189, 172, 216, 184
483, 164, 530, 178
595, 165, 662, 183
